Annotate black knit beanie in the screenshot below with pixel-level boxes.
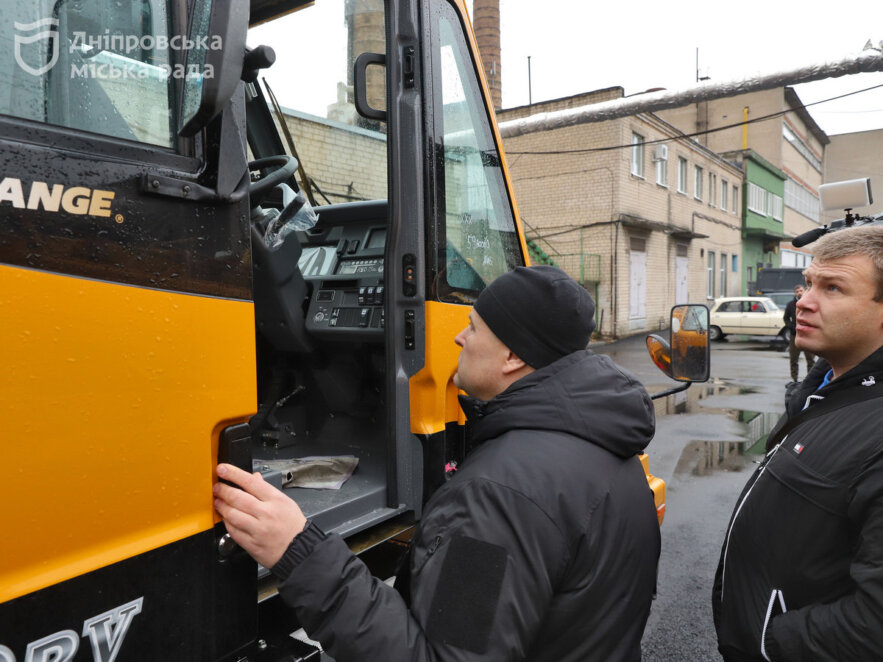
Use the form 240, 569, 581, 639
474, 265, 596, 368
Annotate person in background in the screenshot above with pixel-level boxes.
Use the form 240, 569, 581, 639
713, 225, 883, 661
214, 265, 661, 662
783, 284, 815, 382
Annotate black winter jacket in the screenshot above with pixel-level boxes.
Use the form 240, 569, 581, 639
713, 345, 883, 661
783, 297, 798, 333
271, 350, 661, 661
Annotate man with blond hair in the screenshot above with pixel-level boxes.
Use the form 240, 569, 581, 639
714, 224, 883, 661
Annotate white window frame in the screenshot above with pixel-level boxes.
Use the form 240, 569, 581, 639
770, 193, 783, 221
784, 178, 820, 222
631, 132, 644, 178
783, 124, 822, 173
732, 185, 739, 213
677, 157, 688, 193
694, 165, 704, 201
720, 253, 727, 296
707, 250, 716, 299
721, 179, 729, 211
655, 148, 668, 186
709, 172, 717, 207
748, 182, 767, 215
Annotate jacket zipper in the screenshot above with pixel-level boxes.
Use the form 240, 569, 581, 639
719, 441, 783, 602
761, 589, 787, 661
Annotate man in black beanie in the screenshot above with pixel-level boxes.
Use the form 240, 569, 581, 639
214, 265, 660, 662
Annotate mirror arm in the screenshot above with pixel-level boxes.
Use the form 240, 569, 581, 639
650, 382, 692, 401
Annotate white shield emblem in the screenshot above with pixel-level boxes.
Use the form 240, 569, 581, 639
14, 18, 60, 77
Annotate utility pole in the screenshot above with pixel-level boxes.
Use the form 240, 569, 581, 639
696, 47, 710, 83
527, 55, 532, 105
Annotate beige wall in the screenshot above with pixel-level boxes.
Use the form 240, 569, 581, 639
661, 88, 829, 256
780, 113, 825, 239
658, 91, 786, 168
500, 100, 743, 338
279, 108, 387, 204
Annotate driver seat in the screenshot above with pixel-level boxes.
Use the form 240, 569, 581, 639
250, 224, 313, 354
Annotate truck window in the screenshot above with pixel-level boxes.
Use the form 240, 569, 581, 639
1, 0, 176, 148
247, 1, 389, 205
431, 0, 523, 302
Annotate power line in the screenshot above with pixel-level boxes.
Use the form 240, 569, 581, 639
505, 83, 883, 156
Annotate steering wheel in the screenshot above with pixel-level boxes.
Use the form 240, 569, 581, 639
248, 155, 299, 203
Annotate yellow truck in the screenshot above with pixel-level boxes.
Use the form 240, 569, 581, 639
0, 1, 700, 658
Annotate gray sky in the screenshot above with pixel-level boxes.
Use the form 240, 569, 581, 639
250, 0, 883, 137
487, 0, 883, 136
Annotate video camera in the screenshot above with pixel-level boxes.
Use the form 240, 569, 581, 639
792, 177, 882, 247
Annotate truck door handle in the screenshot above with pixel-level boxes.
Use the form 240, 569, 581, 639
354, 53, 387, 121
218, 423, 252, 486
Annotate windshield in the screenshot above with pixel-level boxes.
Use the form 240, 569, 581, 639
247, 1, 388, 205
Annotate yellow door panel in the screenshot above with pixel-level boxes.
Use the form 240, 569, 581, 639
0, 265, 256, 602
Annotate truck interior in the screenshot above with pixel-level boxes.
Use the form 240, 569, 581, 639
241, 0, 525, 547
249, 183, 401, 538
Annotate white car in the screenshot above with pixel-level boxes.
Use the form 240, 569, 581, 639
709, 297, 788, 341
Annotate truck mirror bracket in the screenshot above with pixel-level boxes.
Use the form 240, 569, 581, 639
140, 172, 248, 204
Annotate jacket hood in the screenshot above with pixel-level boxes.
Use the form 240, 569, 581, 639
460, 350, 655, 458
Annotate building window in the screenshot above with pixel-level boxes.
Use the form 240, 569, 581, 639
785, 178, 820, 223
707, 250, 716, 299
694, 165, 704, 200
732, 185, 739, 213
783, 124, 822, 173
720, 253, 727, 296
769, 193, 784, 221
781, 249, 812, 268
721, 179, 729, 211
655, 145, 668, 186
631, 133, 645, 177
732, 254, 738, 272
709, 172, 717, 207
677, 157, 688, 193
748, 182, 767, 215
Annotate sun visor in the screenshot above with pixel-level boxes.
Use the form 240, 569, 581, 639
250, 0, 316, 27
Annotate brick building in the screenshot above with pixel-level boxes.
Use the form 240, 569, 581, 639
498, 88, 744, 338
658, 87, 828, 272
278, 107, 387, 204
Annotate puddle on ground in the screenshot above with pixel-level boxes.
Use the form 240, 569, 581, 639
652, 379, 782, 477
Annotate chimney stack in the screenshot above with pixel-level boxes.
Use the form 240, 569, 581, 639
473, 0, 501, 110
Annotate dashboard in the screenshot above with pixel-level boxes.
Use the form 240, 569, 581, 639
299, 201, 388, 341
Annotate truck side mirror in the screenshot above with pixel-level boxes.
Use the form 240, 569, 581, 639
646, 305, 711, 383
178, 0, 249, 137
669, 304, 710, 383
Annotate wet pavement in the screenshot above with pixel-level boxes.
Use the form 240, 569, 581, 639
594, 333, 796, 662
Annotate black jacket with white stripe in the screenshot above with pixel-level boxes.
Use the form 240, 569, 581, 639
270, 350, 660, 662
713, 345, 883, 661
